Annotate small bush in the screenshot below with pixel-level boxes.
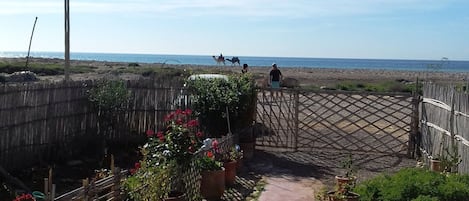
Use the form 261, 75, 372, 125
188, 73, 256, 138
354, 168, 469, 201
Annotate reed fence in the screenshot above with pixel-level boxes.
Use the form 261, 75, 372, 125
419, 83, 469, 174
0, 77, 186, 171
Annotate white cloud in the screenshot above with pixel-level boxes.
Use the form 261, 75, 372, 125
0, 0, 460, 18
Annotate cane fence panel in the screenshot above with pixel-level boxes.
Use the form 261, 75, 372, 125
420, 83, 469, 174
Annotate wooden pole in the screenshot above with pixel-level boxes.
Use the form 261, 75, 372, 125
64, 0, 70, 81
25, 16, 38, 69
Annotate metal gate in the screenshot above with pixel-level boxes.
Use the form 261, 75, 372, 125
255, 88, 416, 155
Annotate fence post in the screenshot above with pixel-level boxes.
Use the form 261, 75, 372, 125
82, 179, 89, 201
112, 167, 122, 201
408, 78, 421, 158
294, 90, 299, 152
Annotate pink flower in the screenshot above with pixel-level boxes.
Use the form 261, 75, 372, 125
185, 109, 192, 115
212, 140, 219, 150
176, 118, 183, 125
196, 131, 203, 138
176, 109, 182, 115
146, 130, 154, 137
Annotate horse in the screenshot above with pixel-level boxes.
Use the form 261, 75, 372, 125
226, 57, 240, 66
212, 56, 225, 65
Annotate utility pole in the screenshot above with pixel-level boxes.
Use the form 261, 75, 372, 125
64, 0, 70, 81
25, 17, 38, 69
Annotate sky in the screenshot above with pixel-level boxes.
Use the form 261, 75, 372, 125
1, 0, 469, 60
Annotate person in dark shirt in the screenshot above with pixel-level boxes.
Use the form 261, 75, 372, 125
269, 63, 282, 97
242, 63, 249, 73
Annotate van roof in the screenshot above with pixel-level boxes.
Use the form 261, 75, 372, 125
187, 74, 228, 81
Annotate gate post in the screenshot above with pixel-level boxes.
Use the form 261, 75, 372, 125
294, 89, 299, 152
409, 79, 421, 158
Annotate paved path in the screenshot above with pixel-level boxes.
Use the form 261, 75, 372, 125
247, 150, 416, 201
246, 151, 326, 201
258, 175, 321, 201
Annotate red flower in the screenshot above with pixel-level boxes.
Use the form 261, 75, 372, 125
185, 109, 192, 115
130, 168, 137, 175
176, 109, 182, 115
146, 129, 154, 137
164, 113, 175, 122
157, 132, 165, 142
188, 146, 194, 153
176, 118, 183, 125
206, 151, 214, 159
196, 131, 203, 138
157, 131, 164, 138
134, 162, 141, 169
187, 119, 199, 127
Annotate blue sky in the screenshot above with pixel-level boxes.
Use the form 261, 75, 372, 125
1, 0, 469, 60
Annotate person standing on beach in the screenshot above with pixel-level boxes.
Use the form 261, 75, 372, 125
269, 63, 282, 97
242, 63, 249, 73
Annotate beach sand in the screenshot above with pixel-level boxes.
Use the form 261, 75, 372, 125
2, 57, 469, 87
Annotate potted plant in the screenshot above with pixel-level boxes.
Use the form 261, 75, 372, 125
233, 145, 244, 172
124, 109, 204, 200
13, 193, 35, 201
123, 159, 172, 201
327, 183, 360, 201
197, 151, 225, 201
222, 146, 242, 186
188, 73, 257, 138
430, 155, 442, 172
335, 154, 357, 189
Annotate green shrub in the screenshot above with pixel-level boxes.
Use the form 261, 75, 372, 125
354, 168, 469, 201
188, 73, 256, 138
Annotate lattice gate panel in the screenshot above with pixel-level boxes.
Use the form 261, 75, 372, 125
255, 89, 297, 150
297, 91, 413, 154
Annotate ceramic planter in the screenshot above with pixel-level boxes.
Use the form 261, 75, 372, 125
223, 160, 237, 186
200, 168, 225, 201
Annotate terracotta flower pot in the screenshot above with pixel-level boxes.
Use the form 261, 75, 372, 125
224, 160, 237, 186
239, 142, 255, 160
236, 157, 243, 173
335, 176, 356, 190
430, 159, 441, 172
200, 168, 225, 201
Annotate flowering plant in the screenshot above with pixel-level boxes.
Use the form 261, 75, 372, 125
197, 151, 223, 171
144, 109, 204, 166
13, 194, 35, 201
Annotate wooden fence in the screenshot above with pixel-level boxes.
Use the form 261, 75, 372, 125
419, 83, 469, 174
255, 88, 417, 156
0, 77, 185, 171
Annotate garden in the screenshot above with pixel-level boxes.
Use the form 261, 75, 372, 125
1, 72, 260, 201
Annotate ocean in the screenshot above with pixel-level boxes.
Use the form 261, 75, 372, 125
1, 51, 469, 73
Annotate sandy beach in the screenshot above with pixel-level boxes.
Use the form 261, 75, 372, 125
2, 57, 469, 87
